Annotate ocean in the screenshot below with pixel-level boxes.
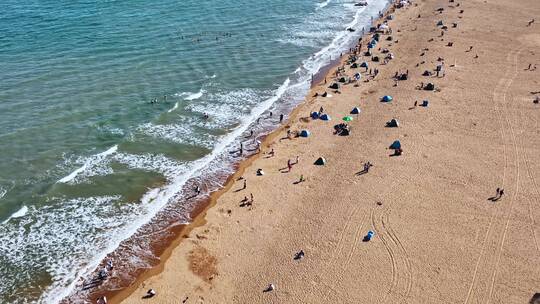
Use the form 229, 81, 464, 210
0, 0, 389, 302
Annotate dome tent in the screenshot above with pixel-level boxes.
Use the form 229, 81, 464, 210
381, 95, 393, 102
320, 113, 331, 121
300, 130, 311, 137
350, 107, 361, 114
314, 157, 326, 165
389, 140, 401, 150
386, 118, 399, 127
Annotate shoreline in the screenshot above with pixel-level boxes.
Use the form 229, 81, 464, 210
72, 2, 396, 303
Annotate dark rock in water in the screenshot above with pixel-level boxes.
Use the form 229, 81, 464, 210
346, 28, 356, 32
328, 83, 340, 90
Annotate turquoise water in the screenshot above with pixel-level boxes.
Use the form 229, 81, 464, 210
0, 0, 388, 302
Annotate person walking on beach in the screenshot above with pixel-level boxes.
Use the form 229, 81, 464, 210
250, 193, 254, 202
280, 114, 284, 123
287, 159, 292, 172
496, 187, 500, 198
499, 188, 504, 198
295, 155, 299, 164
195, 185, 201, 196
243, 179, 247, 190
239, 143, 243, 155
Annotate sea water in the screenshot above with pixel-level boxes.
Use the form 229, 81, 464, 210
0, 0, 389, 302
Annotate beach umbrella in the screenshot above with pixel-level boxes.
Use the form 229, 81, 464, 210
342, 116, 353, 122
381, 95, 393, 102
350, 107, 361, 114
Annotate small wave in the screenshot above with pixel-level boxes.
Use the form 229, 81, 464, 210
174, 89, 206, 101
57, 145, 118, 184
205, 74, 217, 79
167, 102, 179, 113
1, 206, 28, 224
0, 188, 6, 200
317, 0, 331, 9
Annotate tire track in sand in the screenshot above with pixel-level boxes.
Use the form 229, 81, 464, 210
517, 103, 540, 253
372, 207, 413, 302
463, 48, 517, 304
485, 48, 522, 304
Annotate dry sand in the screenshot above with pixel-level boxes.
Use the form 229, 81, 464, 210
118, 0, 540, 303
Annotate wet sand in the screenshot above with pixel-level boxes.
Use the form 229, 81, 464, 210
117, 0, 540, 303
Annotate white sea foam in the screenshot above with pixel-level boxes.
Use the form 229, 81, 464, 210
1, 206, 28, 224
317, 0, 332, 10
57, 145, 118, 184
0, 187, 6, 200
167, 101, 179, 113
174, 89, 206, 101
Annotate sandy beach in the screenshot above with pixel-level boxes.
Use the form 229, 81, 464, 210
115, 0, 540, 303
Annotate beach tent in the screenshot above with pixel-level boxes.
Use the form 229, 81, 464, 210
314, 157, 326, 165
329, 82, 340, 90
436, 20, 444, 26
422, 100, 429, 107
342, 116, 353, 122
311, 112, 320, 119
300, 130, 311, 137
389, 140, 401, 150
382, 95, 393, 102
425, 83, 435, 91
360, 62, 369, 68
338, 76, 349, 83
367, 43, 375, 49
364, 230, 375, 241
351, 107, 361, 114
386, 118, 399, 127
320, 113, 331, 121
350, 62, 358, 68
354, 73, 361, 80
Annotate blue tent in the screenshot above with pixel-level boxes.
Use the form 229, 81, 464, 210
311, 112, 319, 119
350, 107, 361, 114
382, 95, 393, 102
360, 62, 369, 68
389, 140, 401, 150
422, 100, 429, 107
320, 114, 330, 121
370, 39, 378, 45
367, 43, 374, 49
354, 73, 361, 80
300, 130, 311, 137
